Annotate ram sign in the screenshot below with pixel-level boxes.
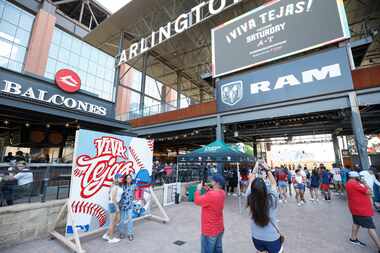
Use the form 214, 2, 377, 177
212, 0, 350, 77
216, 47, 353, 113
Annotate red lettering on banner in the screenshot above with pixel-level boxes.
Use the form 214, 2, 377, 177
74, 136, 135, 198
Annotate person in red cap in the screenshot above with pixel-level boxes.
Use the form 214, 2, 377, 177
194, 174, 226, 253
346, 171, 380, 252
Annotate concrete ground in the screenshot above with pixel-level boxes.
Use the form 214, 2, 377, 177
3, 192, 380, 253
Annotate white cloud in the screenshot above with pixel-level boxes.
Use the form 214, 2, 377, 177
96, 0, 132, 13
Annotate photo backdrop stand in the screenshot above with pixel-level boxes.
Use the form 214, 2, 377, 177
50, 186, 170, 253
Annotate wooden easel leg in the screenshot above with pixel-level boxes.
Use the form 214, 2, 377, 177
50, 200, 86, 253
149, 187, 170, 223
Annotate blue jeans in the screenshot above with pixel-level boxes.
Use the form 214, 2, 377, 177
118, 209, 133, 236
201, 232, 223, 253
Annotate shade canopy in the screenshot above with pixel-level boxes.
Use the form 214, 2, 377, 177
178, 140, 254, 163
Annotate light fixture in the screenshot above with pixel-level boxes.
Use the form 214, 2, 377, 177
184, 134, 187, 138
234, 131, 239, 137
25, 122, 30, 127
77, 125, 80, 129
46, 123, 50, 128
65, 123, 69, 127
4, 120, 9, 125
195, 130, 199, 134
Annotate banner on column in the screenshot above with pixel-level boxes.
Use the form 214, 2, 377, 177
66, 129, 154, 235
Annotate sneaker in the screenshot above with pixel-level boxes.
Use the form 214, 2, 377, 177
102, 233, 109, 240
349, 238, 367, 247
284, 199, 288, 203
108, 238, 121, 244
297, 203, 302, 207
128, 235, 134, 241
310, 198, 314, 202
279, 199, 283, 204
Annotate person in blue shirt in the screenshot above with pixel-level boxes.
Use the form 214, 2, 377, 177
320, 165, 332, 201
310, 168, 320, 202
340, 166, 351, 192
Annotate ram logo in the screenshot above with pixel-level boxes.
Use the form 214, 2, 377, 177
221, 81, 243, 106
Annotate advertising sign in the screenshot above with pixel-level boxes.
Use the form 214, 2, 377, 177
66, 129, 154, 235
0, 67, 114, 119
216, 47, 353, 113
212, 0, 350, 77
55, 69, 81, 93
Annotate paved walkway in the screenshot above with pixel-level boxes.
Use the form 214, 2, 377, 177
3, 193, 380, 253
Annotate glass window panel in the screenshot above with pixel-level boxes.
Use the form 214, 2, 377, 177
79, 57, 88, 71
80, 44, 91, 59
0, 37, 12, 57
14, 28, 29, 46
19, 13, 33, 31
96, 65, 105, 78
70, 52, 80, 68
0, 3, 4, 20
8, 60, 22, 72
88, 61, 97, 74
180, 94, 190, 108
61, 32, 72, 50
10, 44, 26, 62
46, 58, 56, 74
56, 61, 66, 71
145, 76, 162, 100
71, 37, 81, 55
86, 73, 95, 87
90, 47, 98, 63
128, 89, 140, 112
0, 20, 16, 42
45, 71, 54, 80
58, 47, 69, 62
0, 56, 8, 67
52, 28, 62, 45
95, 77, 103, 88
48, 43, 59, 59
3, 3, 20, 26
106, 56, 114, 68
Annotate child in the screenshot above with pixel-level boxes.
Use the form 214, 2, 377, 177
103, 174, 123, 243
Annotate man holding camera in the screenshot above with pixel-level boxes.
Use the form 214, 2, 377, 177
346, 171, 380, 252
194, 174, 226, 253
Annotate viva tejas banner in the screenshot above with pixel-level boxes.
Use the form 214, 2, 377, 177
212, 0, 351, 77
66, 129, 154, 234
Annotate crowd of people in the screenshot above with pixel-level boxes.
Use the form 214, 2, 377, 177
193, 160, 380, 253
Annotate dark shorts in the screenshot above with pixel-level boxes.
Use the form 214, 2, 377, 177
353, 215, 376, 229
252, 237, 282, 253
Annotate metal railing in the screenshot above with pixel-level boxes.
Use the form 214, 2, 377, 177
0, 163, 72, 207
116, 97, 214, 121
0, 163, 203, 207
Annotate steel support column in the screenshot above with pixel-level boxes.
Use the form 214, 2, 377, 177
139, 53, 149, 113
216, 115, 224, 175
176, 72, 182, 109
113, 32, 124, 103
349, 92, 369, 170
332, 134, 342, 166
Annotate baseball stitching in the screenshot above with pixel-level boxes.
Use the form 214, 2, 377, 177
128, 146, 145, 169
71, 201, 106, 227
147, 140, 154, 151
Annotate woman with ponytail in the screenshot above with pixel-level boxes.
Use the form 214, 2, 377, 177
246, 160, 284, 253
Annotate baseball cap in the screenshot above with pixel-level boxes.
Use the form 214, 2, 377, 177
349, 171, 360, 178
212, 174, 225, 188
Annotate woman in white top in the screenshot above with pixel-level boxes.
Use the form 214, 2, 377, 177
103, 174, 124, 243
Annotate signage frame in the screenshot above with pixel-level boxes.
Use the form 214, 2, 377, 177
216, 46, 354, 113
211, 0, 351, 78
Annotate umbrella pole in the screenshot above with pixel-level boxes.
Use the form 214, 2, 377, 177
237, 163, 242, 214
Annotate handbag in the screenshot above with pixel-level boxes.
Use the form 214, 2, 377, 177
270, 220, 285, 245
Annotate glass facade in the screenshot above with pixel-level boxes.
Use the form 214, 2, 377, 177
45, 27, 115, 101
0, 0, 34, 72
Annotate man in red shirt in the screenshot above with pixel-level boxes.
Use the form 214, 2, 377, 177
346, 171, 380, 252
194, 174, 226, 253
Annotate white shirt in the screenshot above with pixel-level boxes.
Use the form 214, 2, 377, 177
14, 169, 33, 186
360, 170, 380, 193
332, 167, 342, 182
109, 185, 123, 203
295, 175, 304, 184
